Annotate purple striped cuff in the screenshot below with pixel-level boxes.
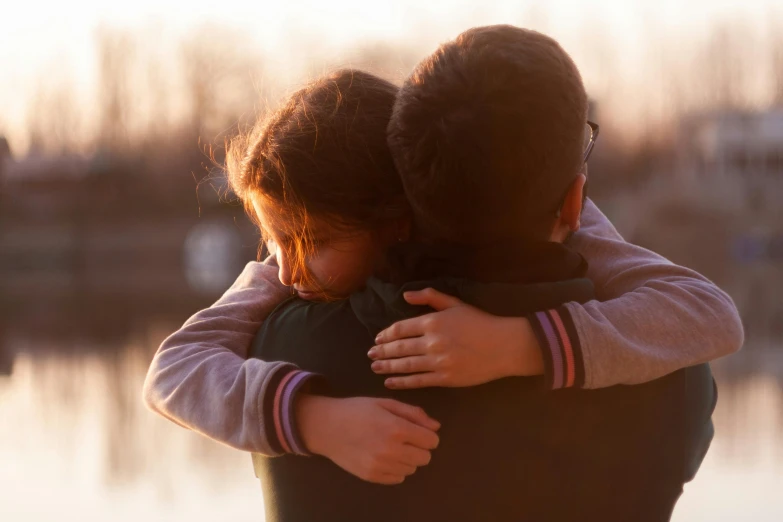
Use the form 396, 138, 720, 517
263, 366, 323, 456
527, 305, 584, 389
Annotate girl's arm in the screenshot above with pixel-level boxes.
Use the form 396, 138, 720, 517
143, 258, 441, 484
370, 199, 744, 390
534, 198, 743, 388
142, 258, 319, 456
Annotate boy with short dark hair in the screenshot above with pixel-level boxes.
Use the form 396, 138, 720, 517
247, 25, 717, 521
389, 25, 589, 244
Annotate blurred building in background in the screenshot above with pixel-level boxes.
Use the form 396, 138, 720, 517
676, 109, 783, 215
0, 142, 258, 375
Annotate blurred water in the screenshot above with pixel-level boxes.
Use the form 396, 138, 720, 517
0, 311, 781, 521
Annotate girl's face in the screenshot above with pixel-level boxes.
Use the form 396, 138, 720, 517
254, 199, 399, 300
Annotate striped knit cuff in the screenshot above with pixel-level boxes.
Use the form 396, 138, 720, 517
527, 306, 585, 390
262, 365, 323, 456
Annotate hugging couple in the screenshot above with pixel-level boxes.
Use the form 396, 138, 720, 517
144, 25, 742, 522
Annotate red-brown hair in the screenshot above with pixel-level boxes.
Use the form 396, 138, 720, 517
226, 69, 408, 291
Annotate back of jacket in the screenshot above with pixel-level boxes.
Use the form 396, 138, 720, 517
250, 271, 715, 522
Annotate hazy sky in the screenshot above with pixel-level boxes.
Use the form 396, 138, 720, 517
2, 0, 781, 153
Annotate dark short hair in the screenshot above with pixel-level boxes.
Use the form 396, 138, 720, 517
387, 25, 588, 244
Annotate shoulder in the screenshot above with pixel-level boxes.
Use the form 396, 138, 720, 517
250, 298, 361, 358
249, 297, 379, 383
458, 278, 595, 316
268, 297, 355, 327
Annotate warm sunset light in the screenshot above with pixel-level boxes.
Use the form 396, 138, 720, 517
1, 2, 781, 521
3, 0, 783, 154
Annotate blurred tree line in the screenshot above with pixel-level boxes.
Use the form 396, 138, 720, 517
2, 18, 782, 315
11, 17, 783, 196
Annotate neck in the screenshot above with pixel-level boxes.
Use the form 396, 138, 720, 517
383, 239, 586, 286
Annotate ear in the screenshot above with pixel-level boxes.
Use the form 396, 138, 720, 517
560, 173, 586, 233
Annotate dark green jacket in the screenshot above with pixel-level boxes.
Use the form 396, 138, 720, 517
250, 244, 715, 522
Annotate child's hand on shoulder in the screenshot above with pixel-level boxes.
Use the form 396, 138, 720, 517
296, 395, 440, 485
368, 288, 544, 389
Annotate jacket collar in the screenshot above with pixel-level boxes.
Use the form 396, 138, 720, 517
383, 240, 587, 285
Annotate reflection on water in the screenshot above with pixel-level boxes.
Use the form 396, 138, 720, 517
1, 312, 782, 521
0, 316, 265, 522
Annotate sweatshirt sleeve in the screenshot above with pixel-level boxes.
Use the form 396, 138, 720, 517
527, 198, 744, 390
142, 259, 321, 456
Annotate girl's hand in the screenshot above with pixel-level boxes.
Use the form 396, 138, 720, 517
296, 394, 440, 485
368, 288, 544, 389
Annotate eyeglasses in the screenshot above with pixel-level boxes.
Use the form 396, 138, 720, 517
583, 120, 599, 166
553, 120, 599, 219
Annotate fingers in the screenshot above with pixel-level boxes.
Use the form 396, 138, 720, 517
370, 473, 406, 485
404, 421, 441, 451
380, 399, 441, 432
361, 401, 441, 486
385, 461, 418, 478
375, 316, 427, 344
369, 338, 428, 360
370, 449, 429, 485
372, 355, 433, 375
379, 401, 440, 450
374, 289, 467, 344
400, 444, 433, 467
402, 288, 464, 311
367, 436, 435, 486
374, 442, 433, 484
385, 373, 445, 390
